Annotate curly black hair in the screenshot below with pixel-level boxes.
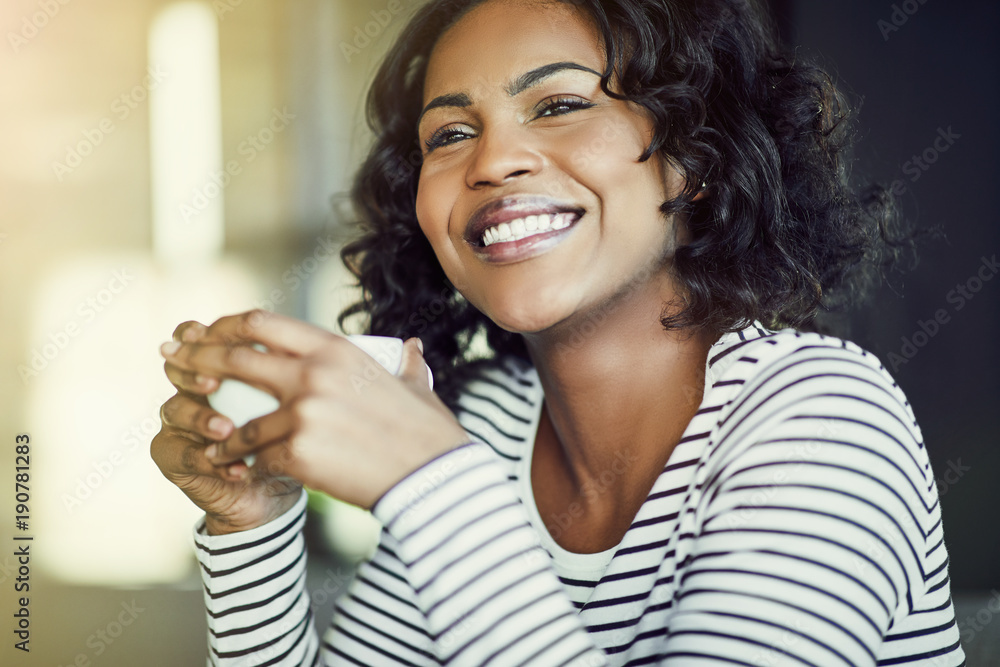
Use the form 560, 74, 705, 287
338, 0, 909, 411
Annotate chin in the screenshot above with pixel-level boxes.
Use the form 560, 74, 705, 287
501, 307, 601, 342
480, 297, 571, 337
484, 312, 554, 336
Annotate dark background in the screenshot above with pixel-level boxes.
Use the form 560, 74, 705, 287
768, 0, 999, 592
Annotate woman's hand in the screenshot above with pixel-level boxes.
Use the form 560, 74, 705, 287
152, 320, 303, 535
156, 310, 472, 509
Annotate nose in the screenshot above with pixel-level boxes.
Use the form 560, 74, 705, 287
464, 125, 543, 189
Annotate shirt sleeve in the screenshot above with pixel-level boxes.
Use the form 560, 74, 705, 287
370, 441, 610, 666
193, 489, 320, 667
660, 340, 957, 666
192, 337, 962, 667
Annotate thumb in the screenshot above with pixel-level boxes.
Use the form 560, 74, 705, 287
399, 337, 433, 390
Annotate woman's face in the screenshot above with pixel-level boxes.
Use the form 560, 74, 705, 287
415, 0, 688, 335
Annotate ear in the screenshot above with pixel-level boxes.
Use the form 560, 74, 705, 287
661, 155, 709, 202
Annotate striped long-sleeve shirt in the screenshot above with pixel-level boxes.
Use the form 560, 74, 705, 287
193, 325, 966, 666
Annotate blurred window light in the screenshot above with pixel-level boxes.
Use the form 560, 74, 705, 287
30, 256, 259, 586
149, 1, 223, 265
27, 0, 269, 587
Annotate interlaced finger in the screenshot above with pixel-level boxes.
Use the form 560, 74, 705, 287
203, 309, 335, 357
162, 341, 300, 397
164, 360, 220, 395
151, 429, 249, 483
206, 406, 297, 466
159, 393, 234, 442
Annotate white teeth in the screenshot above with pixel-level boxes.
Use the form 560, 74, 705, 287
481, 212, 577, 246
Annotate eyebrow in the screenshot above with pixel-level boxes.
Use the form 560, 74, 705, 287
417, 61, 602, 130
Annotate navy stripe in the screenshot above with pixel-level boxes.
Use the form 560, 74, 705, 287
195, 505, 305, 556
461, 389, 533, 423
195, 328, 962, 667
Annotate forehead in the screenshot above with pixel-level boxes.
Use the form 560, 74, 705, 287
423, 0, 603, 100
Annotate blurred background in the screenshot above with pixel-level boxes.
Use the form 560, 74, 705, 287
0, 0, 996, 664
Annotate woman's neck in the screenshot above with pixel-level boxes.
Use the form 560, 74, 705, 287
521, 273, 716, 511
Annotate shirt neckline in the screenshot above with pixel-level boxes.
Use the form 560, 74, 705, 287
515, 377, 620, 575
510, 323, 774, 574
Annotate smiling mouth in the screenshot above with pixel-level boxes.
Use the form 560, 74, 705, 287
465, 195, 586, 251
480, 212, 580, 246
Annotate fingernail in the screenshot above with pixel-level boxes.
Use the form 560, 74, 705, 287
205, 444, 217, 459
196, 374, 213, 387
414, 337, 424, 354
227, 463, 247, 480
208, 417, 229, 437
160, 341, 181, 356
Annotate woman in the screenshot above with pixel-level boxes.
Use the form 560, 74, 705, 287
153, 0, 966, 664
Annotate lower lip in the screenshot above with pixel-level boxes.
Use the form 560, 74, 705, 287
470, 217, 581, 264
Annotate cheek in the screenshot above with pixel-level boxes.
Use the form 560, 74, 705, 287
415, 171, 446, 242
414, 190, 430, 238
568, 123, 636, 173
561, 116, 659, 191
414, 170, 467, 280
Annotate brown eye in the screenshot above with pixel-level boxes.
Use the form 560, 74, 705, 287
425, 126, 475, 152
536, 97, 594, 118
